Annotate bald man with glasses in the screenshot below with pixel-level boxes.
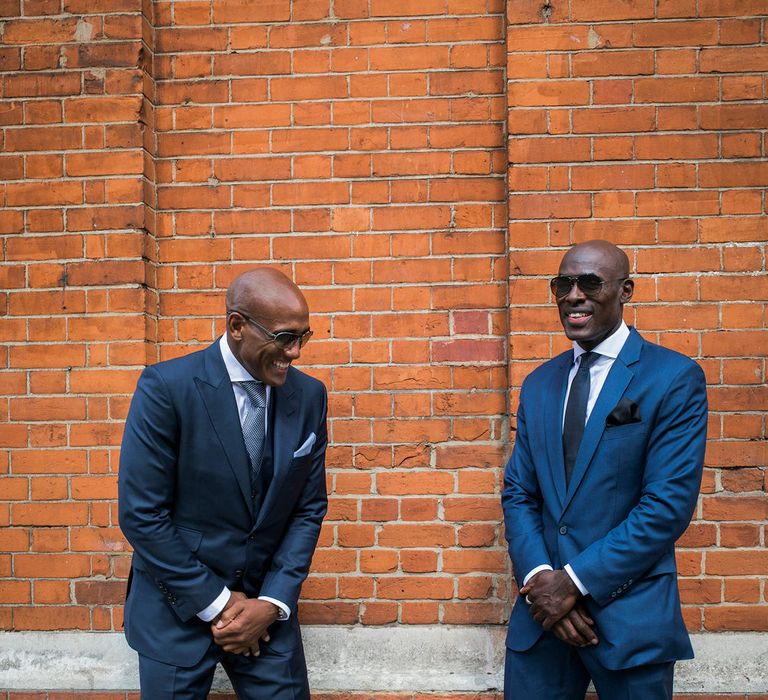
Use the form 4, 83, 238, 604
119, 269, 327, 699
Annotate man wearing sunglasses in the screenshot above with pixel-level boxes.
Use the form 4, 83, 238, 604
503, 240, 707, 699
119, 268, 327, 699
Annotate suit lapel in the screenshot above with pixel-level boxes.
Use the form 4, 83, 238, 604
544, 353, 572, 507
195, 343, 253, 514
256, 371, 300, 526
562, 329, 643, 510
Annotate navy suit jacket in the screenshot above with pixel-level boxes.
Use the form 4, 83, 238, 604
118, 340, 328, 666
503, 328, 707, 670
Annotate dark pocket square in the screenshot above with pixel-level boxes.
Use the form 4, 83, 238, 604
606, 397, 641, 426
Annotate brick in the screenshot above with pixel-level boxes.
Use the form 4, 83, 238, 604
571, 0, 654, 21
634, 77, 719, 103
700, 47, 768, 73
635, 191, 719, 217
700, 104, 768, 131
5, 126, 82, 152
508, 137, 590, 163
3, 17, 79, 43
214, 51, 291, 76
507, 80, 589, 107
210, 0, 289, 22
377, 576, 453, 600
699, 162, 768, 188
572, 50, 654, 77
635, 134, 718, 160
4, 72, 82, 97
704, 605, 768, 632
509, 193, 591, 220
571, 164, 654, 191
634, 21, 718, 47
66, 151, 143, 177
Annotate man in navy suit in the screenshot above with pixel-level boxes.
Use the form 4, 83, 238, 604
119, 268, 328, 699
502, 240, 707, 699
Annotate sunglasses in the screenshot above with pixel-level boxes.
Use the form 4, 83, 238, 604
549, 274, 627, 299
229, 310, 313, 350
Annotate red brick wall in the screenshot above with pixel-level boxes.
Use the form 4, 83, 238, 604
0, 0, 766, 649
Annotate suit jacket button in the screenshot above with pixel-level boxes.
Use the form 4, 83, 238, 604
234, 569, 243, 578
559, 525, 568, 535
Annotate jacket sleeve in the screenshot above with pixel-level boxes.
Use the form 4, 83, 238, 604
118, 366, 226, 622
502, 383, 554, 587
568, 361, 708, 606
259, 383, 329, 610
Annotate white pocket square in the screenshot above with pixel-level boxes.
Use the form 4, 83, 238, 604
293, 432, 316, 458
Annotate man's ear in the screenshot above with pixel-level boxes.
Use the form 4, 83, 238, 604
620, 278, 634, 304
227, 312, 245, 340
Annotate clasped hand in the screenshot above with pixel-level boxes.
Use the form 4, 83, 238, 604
211, 591, 280, 656
520, 569, 598, 648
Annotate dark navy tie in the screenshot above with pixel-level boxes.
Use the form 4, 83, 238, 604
562, 351, 600, 486
239, 380, 266, 497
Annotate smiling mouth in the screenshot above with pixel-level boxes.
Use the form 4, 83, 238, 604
565, 311, 593, 326
273, 361, 290, 370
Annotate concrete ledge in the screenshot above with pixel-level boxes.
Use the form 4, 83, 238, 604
0, 628, 766, 693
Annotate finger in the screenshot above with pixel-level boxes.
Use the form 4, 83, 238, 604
260, 632, 270, 642
541, 614, 562, 632
213, 626, 242, 643
558, 617, 587, 646
551, 622, 578, 646
215, 606, 242, 629
551, 621, 580, 647
570, 612, 598, 645
221, 642, 248, 654
574, 605, 594, 626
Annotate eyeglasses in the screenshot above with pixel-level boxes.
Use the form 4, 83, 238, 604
229, 310, 313, 350
550, 274, 627, 299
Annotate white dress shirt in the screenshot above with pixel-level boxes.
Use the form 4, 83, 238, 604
523, 322, 631, 596
195, 336, 289, 622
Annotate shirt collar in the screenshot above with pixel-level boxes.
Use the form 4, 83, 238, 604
572, 320, 629, 364
218, 334, 259, 383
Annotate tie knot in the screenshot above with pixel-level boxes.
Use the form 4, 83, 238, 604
239, 380, 266, 408
578, 351, 599, 371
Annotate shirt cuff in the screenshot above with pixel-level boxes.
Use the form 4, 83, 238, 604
197, 587, 230, 622
258, 596, 290, 620
564, 564, 589, 596
523, 564, 553, 587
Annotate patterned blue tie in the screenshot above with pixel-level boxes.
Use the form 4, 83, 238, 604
562, 351, 600, 486
239, 380, 266, 496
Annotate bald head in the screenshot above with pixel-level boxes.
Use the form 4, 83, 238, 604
226, 268, 308, 323
560, 239, 629, 280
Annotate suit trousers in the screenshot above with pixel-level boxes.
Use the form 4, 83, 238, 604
138, 636, 310, 700
504, 632, 674, 700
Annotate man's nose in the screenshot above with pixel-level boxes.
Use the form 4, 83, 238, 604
284, 341, 302, 359
564, 279, 586, 302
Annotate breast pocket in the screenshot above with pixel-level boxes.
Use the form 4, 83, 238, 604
603, 422, 647, 441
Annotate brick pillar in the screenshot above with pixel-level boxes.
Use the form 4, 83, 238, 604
506, 0, 768, 633
1, 0, 154, 630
